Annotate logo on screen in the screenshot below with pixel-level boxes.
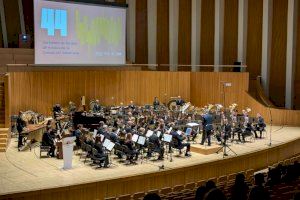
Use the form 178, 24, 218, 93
41, 8, 67, 37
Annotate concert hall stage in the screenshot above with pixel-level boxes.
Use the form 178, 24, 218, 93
0, 125, 299, 199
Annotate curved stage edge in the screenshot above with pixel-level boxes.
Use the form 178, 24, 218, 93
0, 126, 299, 200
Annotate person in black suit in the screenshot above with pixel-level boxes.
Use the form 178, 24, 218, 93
93, 136, 109, 167
92, 100, 101, 113
124, 133, 139, 160
16, 112, 26, 150
148, 132, 164, 160
222, 118, 232, 143
153, 97, 160, 109
42, 127, 56, 157
170, 128, 191, 157
175, 96, 185, 106
201, 112, 213, 146
254, 113, 266, 138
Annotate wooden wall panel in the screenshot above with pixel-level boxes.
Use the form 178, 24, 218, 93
178, 0, 191, 69
190, 72, 249, 107
9, 71, 190, 115
294, 0, 300, 110
3, 0, 21, 48
246, 0, 263, 79
156, 0, 169, 70
200, 0, 214, 71
269, 0, 288, 107
223, 0, 238, 67
135, 0, 148, 64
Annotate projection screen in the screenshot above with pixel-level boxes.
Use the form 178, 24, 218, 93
34, 0, 126, 65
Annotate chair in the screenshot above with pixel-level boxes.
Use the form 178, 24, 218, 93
118, 194, 131, 200
173, 184, 184, 193
245, 169, 254, 182
148, 189, 159, 194
84, 144, 92, 163
160, 187, 172, 195
132, 192, 145, 199
184, 182, 196, 191
217, 175, 228, 188
196, 180, 206, 187
104, 197, 116, 200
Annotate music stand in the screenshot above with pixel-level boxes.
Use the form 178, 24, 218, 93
163, 134, 173, 162
216, 133, 237, 158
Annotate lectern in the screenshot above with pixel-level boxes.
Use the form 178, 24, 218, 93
62, 136, 76, 170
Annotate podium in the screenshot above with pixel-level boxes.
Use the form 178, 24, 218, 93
62, 137, 76, 170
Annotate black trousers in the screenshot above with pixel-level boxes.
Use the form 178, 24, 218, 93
201, 130, 212, 145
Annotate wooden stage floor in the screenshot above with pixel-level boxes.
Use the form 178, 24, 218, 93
0, 125, 299, 196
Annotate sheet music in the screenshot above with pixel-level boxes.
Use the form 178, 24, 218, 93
163, 134, 172, 143
177, 130, 183, 135
103, 139, 110, 148
167, 127, 172, 133
132, 134, 139, 142
116, 128, 120, 135
106, 142, 115, 151
187, 122, 199, 127
93, 129, 97, 138
185, 128, 192, 136
100, 134, 105, 142
156, 131, 161, 138
146, 130, 154, 137
137, 136, 146, 145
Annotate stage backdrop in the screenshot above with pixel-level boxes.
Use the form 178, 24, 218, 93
9, 71, 248, 115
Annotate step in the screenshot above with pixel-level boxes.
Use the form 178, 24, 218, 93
0, 134, 7, 138
0, 148, 6, 152
0, 143, 6, 148
0, 138, 7, 143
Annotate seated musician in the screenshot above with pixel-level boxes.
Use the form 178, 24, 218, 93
42, 127, 56, 157
232, 122, 245, 143
254, 113, 266, 138
16, 111, 26, 151
93, 136, 109, 168
201, 111, 213, 146
153, 97, 160, 109
73, 124, 83, 147
148, 131, 164, 160
170, 127, 191, 157
92, 100, 101, 113
176, 96, 185, 106
124, 133, 139, 160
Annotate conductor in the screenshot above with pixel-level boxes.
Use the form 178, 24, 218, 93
201, 111, 213, 146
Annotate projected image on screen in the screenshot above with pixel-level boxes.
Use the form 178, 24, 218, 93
34, 0, 126, 65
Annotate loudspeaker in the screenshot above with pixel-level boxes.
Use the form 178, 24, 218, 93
19, 34, 31, 48
233, 61, 242, 72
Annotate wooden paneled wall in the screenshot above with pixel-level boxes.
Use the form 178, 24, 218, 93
9, 71, 191, 115
3, 0, 21, 48
1, 138, 299, 200
294, 1, 300, 110
246, 0, 263, 78
156, 0, 169, 70
178, 0, 191, 67
269, 0, 288, 107
200, 0, 215, 71
135, 0, 148, 64
190, 72, 249, 107
223, 0, 238, 66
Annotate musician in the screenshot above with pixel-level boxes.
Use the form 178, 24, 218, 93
201, 111, 213, 146
68, 101, 76, 115
93, 136, 109, 168
176, 96, 185, 106
53, 104, 63, 130
153, 97, 160, 109
148, 132, 164, 160
42, 127, 56, 157
16, 112, 26, 150
129, 100, 135, 109
254, 113, 266, 138
92, 100, 101, 113
232, 121, 245, 143
170, 128, 191, 157
124, 133, 139, 160
74, 124, 83, 147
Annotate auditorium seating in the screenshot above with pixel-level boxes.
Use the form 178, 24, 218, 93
104, 154, 300, 200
